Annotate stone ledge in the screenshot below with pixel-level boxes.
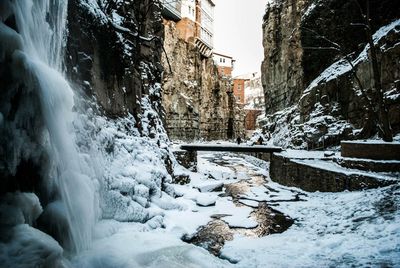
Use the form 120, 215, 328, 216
334, 158, 400, 172
270, 153, 397, 192
341, 141, 400, 160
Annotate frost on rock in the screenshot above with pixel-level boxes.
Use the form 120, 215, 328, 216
259, 103, 354, 149
196, 193, 217, 207
0, 192, 42, 227
72, 94, 174, 225
0, 224, 66, 268
0, 193, 67, 268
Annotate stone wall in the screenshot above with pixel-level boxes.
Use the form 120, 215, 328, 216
341, 141, 400, 161
270, 154, 395, 192
162, 19, 244, 141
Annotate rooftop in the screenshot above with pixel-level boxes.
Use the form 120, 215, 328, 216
212, 52, 234, 59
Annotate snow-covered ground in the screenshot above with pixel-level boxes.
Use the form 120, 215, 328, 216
221, 184, 400, 267
73, 151, 400, 267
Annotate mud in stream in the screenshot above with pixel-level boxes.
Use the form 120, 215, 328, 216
183, 153, 295, 257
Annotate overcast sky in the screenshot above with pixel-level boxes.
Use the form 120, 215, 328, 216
213, 0, 270, 76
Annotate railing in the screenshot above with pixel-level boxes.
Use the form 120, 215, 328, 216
160, 0, 182, 21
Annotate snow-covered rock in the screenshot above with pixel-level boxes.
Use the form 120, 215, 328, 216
195, 194, 217, 207
195, 181, 224, 193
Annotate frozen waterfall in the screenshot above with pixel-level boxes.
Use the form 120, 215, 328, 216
5, 0, 97, 253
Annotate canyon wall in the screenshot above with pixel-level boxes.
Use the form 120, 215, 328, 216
261, 0, 308, 114
66, 0, 164, 117
261, 0, 400, 148
162, 20, 244, 141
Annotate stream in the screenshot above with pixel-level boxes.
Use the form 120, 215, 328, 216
181, 152, 297, 257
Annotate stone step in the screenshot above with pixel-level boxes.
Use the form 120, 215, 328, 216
270, 152, 398, 192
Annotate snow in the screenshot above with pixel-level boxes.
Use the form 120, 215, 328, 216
153, 151, 399, 267
196, 194, 217, 207
73, 224, 231, 268
277, 149, 339, 159
79, 0, 108, 24
221, 185, 400, 267
293, 159, 398, 181
2, 0, 399, 266
302, 2, 317, 19
75, 109, 172, 224
222, 208, 259, 229
238, 199, 259, 208
385, 87, 400, 101
195, 181, 224, 192
342, 139, 400, 145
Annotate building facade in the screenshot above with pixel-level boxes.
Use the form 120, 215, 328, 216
233, 77, 248, 104
161, 0, 215, 57
212, 52, 234, 77
160, 0, 182, 21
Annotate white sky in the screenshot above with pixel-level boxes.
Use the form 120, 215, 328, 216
213, 0, 270, 77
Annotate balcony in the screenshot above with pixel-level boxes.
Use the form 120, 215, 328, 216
160, 0, 182, 21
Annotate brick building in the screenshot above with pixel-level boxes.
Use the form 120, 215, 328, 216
212, 52, 235, 77
161, 0, 215, 57
232, 75, 250, 104
243, 73, 265, 133
245, 110, 263, 130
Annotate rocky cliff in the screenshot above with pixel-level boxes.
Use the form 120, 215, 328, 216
162, 20, 244, 141
261, 0, 400, 148
66, 0, 164, 117
261, 0, 308, 114
0, 0, 174, 264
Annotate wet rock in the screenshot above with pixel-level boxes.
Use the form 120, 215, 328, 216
172, 174, 191, 185
66, 0, 164, 117
173, 150, 197, 171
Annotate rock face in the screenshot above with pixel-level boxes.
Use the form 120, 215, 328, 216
261, 0, 400, 148
66, 0, 164, 117
0, 0, 169, 260
261, 0, 308, 114
162, 20, 244, 141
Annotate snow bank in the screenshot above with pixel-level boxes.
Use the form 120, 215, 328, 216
73, 225, 231, 268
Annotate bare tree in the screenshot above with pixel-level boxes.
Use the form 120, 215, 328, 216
302, 0, 393, 142
352, 0, 393, 141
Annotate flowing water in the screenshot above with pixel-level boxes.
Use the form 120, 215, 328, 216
9, 0, 96, 253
